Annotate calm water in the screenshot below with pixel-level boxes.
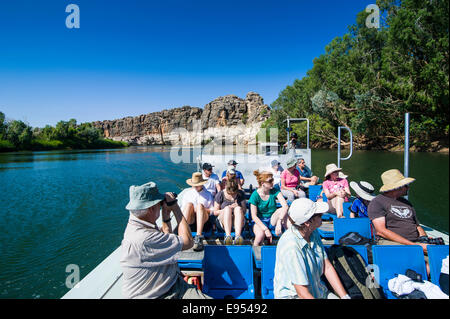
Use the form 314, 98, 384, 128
0, 146, 448, 299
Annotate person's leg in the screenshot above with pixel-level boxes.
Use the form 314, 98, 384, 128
233, 206, 245, 239
296, 188, 306, 198
182, 202, 196, 225
270, 207, 288, 236
195, 203, 209, 236
253, 223, 265, 246
222, 206, 233, 237
281, 189, 295, 202
331, 196, 344, 218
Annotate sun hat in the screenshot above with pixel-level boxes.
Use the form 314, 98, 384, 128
324, 163, 342, 178
288, 198, 329, 226
125, 182, 165, 211
228, 159, 238, 165
271, 159, 280, 167
339, 171, 348, 179
379, 169, 415, 193
350, 181, 376, 201
286, 158, 297, 168
202, 163, 214, 170
186, 172, 208, 187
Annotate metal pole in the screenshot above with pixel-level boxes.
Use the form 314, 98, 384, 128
337, 128, 341, 168
287, 118, 290, 150
404, 113, 409, 199
306, 119, 310, 149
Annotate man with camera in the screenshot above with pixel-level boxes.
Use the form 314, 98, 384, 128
120, 181, 211, 299
368, 169, 443, 275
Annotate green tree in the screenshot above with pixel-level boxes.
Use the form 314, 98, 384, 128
5, 120, 33, 148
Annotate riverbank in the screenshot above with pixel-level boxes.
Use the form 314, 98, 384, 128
0, 138, 129, 153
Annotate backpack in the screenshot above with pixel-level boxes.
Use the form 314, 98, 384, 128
327, 245, 385, 299
338, 232, 372, 245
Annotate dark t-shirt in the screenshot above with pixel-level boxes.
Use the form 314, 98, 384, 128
214, 190, 245, 210
368, 194, 420, 241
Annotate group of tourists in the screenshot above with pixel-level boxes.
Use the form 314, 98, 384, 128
119, 156, 446, 299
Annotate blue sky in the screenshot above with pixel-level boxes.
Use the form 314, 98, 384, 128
0, 0, 372, 128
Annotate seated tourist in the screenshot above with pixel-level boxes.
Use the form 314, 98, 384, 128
181, 172, 214, 252
349, 181, 376, 218
274, 198, 350, 299
221, 159, 244, 187
297, 158, 319, 187
322, 164, 351, 218
249, 170, 289, 246
201, 162, 221, 197
368, 169, 435, 256
260, 159, 283, 190
120, 181, 211, 299
281, 158, 306, 202
221, 167, 243, 190
213, 178, 246, 245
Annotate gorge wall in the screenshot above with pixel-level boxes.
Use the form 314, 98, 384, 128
92, 92, 271, 145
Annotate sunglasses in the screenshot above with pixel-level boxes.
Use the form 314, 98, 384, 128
265, 179, 274, 184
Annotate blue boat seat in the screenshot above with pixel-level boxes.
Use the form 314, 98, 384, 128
343, 202, 352, 218
372, 245, 427, 299
333, 218, 372, 244
427, 245, 449, 287
261, 246, 277, 299
202, 246, 255, 299
308, 185, 322, 201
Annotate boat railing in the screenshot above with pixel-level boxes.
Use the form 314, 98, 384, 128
337, 126, 353, 168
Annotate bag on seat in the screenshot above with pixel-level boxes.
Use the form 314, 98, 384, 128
327, 245, 385, 299
338, 232, 372, 245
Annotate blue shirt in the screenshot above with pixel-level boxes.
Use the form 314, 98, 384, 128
274, 227, 329, 299
221, 170, 244, 180
297, 165, 313, 179
350, 198, 368, 218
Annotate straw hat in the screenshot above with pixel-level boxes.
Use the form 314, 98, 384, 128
324, 163, 342, 178
186, 172, 208, 187
379, 169, 415, 193
350, 181, 376, 201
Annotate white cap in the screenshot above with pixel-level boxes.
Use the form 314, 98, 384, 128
288, 198, 329, 226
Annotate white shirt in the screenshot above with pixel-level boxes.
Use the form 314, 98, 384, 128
182, 187, 214, 210
202, 172, 220, 197
120, 213, 183, 299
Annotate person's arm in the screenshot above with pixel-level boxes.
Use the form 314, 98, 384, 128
294, 284, 315, 299
417, 225, 427, 237
323, 258, 348, 298
372, 217, 428, 253
323, 183, 336, 199
216, 181, 222, 194
170, 203, 193, 251
212, 201, 222, 217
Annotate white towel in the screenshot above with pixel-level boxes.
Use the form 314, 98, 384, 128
441, 256, 449, 275
388, 274, 449, 299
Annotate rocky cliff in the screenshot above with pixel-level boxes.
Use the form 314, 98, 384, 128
92, 92, 271, 145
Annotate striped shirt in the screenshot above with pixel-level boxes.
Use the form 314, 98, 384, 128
274, 227, 329, 299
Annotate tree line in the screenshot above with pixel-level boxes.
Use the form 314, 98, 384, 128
263, 0, 449, 151
0, 112, 127, 152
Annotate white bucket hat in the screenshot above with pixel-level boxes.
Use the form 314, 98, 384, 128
288, 198, 329, 226
350, 181, 376, 201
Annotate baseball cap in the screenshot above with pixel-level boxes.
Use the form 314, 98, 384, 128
202, 163, 214, 170
288, 198, 329, 226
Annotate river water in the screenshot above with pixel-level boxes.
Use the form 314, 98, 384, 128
0, 146, 448, 298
